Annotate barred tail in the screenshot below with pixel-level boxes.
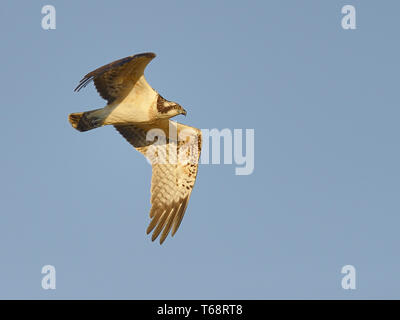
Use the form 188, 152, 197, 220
68, 109, 103, 132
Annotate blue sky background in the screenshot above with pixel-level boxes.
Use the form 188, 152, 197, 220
0, 0, 399, 299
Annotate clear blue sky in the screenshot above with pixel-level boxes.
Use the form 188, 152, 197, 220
1, 0, 399, 299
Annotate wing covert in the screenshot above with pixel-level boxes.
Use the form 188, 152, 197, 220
74, 52, 156, 104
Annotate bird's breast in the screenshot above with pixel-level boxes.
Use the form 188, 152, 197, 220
104, 90, 158, 125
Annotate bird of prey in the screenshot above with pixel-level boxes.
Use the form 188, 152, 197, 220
69, 52, 202, 244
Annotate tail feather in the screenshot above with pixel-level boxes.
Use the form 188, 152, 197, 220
68, 110, 103, 132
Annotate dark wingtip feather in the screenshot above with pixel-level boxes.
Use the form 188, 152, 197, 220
73, 52, 156, 93
74, 77, 93, 92
133, 52, 156, 59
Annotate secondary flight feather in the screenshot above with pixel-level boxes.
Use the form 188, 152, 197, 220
69, 52, 201, 244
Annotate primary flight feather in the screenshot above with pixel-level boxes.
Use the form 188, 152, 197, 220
69, 52, 201, 244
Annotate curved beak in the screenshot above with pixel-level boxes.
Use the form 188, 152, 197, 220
181, 108, 187, 116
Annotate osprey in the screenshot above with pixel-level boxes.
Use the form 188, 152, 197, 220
69, 52, 202, 244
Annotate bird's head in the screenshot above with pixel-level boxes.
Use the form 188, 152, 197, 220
157, 98, 187, 118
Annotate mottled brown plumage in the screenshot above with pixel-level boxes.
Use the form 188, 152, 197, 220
75, 53, 156, 104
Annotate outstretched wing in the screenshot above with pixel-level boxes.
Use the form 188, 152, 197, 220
114, 120, 202, 244
74, 52, 156, 104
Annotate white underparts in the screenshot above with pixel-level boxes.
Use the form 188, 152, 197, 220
103, 76, 158, 125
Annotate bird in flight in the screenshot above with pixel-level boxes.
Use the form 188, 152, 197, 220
69, 52, 202, 244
